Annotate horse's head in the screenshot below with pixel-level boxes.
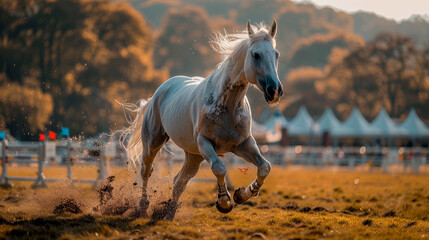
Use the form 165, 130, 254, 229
244, 20, 283, 104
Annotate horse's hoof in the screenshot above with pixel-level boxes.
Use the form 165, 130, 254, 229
233, 187, 248, 204
164, 202, 178, 221
151, 200, 178, 221
122, 206, 148, 218
216, 200, 233, 214
139, 199, 150, 209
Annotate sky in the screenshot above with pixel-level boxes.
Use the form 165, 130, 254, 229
292, 0, 429, 22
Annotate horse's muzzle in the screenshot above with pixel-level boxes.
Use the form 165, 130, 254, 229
263, 77, 283, 104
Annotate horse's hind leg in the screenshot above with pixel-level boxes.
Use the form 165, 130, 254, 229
138, 112, 169, 217
153, 152, 203, 221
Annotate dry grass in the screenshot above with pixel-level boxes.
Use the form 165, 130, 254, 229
0, 163, 429, 240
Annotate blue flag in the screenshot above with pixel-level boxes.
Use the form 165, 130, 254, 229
60, 127, 70, 136
0, 131, 5, 140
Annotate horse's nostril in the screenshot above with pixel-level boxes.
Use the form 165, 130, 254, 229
267, 86, 276, 98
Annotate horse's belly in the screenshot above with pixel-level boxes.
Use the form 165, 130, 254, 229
155, 76, 202, 154
160, 105, 199, 154
164, 119, 199, 154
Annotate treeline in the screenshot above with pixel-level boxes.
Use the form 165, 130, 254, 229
286, 33, 429, 121
133, 0, 429, 121
1, 0, 428, 139
1, 0, 167, 139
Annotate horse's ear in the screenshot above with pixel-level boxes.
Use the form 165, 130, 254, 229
247, 20, 255, 37
269, 20, 277, 38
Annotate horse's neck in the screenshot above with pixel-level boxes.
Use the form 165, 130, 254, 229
211, 57, 248, 110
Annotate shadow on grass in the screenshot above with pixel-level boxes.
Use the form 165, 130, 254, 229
1, 214, 146, 240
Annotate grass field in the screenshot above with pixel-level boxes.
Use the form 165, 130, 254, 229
0, 163, 429, 240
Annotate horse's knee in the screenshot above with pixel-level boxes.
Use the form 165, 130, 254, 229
211, 160, 227, 178
258, 161, 271, 178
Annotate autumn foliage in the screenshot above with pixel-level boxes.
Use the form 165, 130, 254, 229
1, 0, 429, 139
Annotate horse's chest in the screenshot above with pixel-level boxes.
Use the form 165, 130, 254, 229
200, 107, 250, 151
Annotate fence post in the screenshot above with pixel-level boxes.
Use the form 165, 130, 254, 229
66, 137, 72, 181
0, 140, 12, 188
382, 155, 389, 173
33, 141, 47, 188
348, 157, 355, 170
411, 157, 420, 174
360, 155, 366, 167
96, 146, 106, 186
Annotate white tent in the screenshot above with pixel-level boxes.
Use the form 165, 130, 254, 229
263, 110, 288, 130
287, 106, 314, 136
400, 108, 429, 137
371, 108, 408, 137
336, 107, 382, 137
315, 108, 354, 136
252, 120, 282, 143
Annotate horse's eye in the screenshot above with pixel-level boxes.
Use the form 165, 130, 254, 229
253, 53, 261, 61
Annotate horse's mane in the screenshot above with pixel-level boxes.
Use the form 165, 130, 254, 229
210, 22, 276, 69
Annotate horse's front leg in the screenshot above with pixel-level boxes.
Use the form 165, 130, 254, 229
197, 135, 233, 213
233, 136, 271, 204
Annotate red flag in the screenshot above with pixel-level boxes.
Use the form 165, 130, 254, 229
48, 131, 56, 140
39, 133, 45, 141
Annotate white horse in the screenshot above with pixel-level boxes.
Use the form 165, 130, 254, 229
122, 21, 283, 220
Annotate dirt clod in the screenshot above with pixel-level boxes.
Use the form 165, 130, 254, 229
242, 201, 257, 207
102, 199, 133, 216
313, 206, 326, 212
97, 176, 115, 207
281, 222, 294, 228
283, 201, 299, 210
383, 210, 396, 217
150, 200, 179, 222
362, 219, 372, 226
53, 198, 82, 214
344, 206, 359, 212
404, 221, 417, 228
4, 195, 22, 203
300, 206, 311, 212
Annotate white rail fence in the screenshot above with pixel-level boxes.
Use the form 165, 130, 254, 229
256, 145, 428, 174
1, 140, 428, 188
0, 139, 112, 188
162, 143, 428, 174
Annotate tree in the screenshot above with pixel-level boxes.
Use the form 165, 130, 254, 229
316, 33, 429, 120
288, 32, 364, 69
0, 75, 53, 138
154, 5, 217, 76
1, 0, 166, 138
283, 67, 328, 117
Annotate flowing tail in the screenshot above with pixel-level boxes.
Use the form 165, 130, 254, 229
118, 98, 151, 168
